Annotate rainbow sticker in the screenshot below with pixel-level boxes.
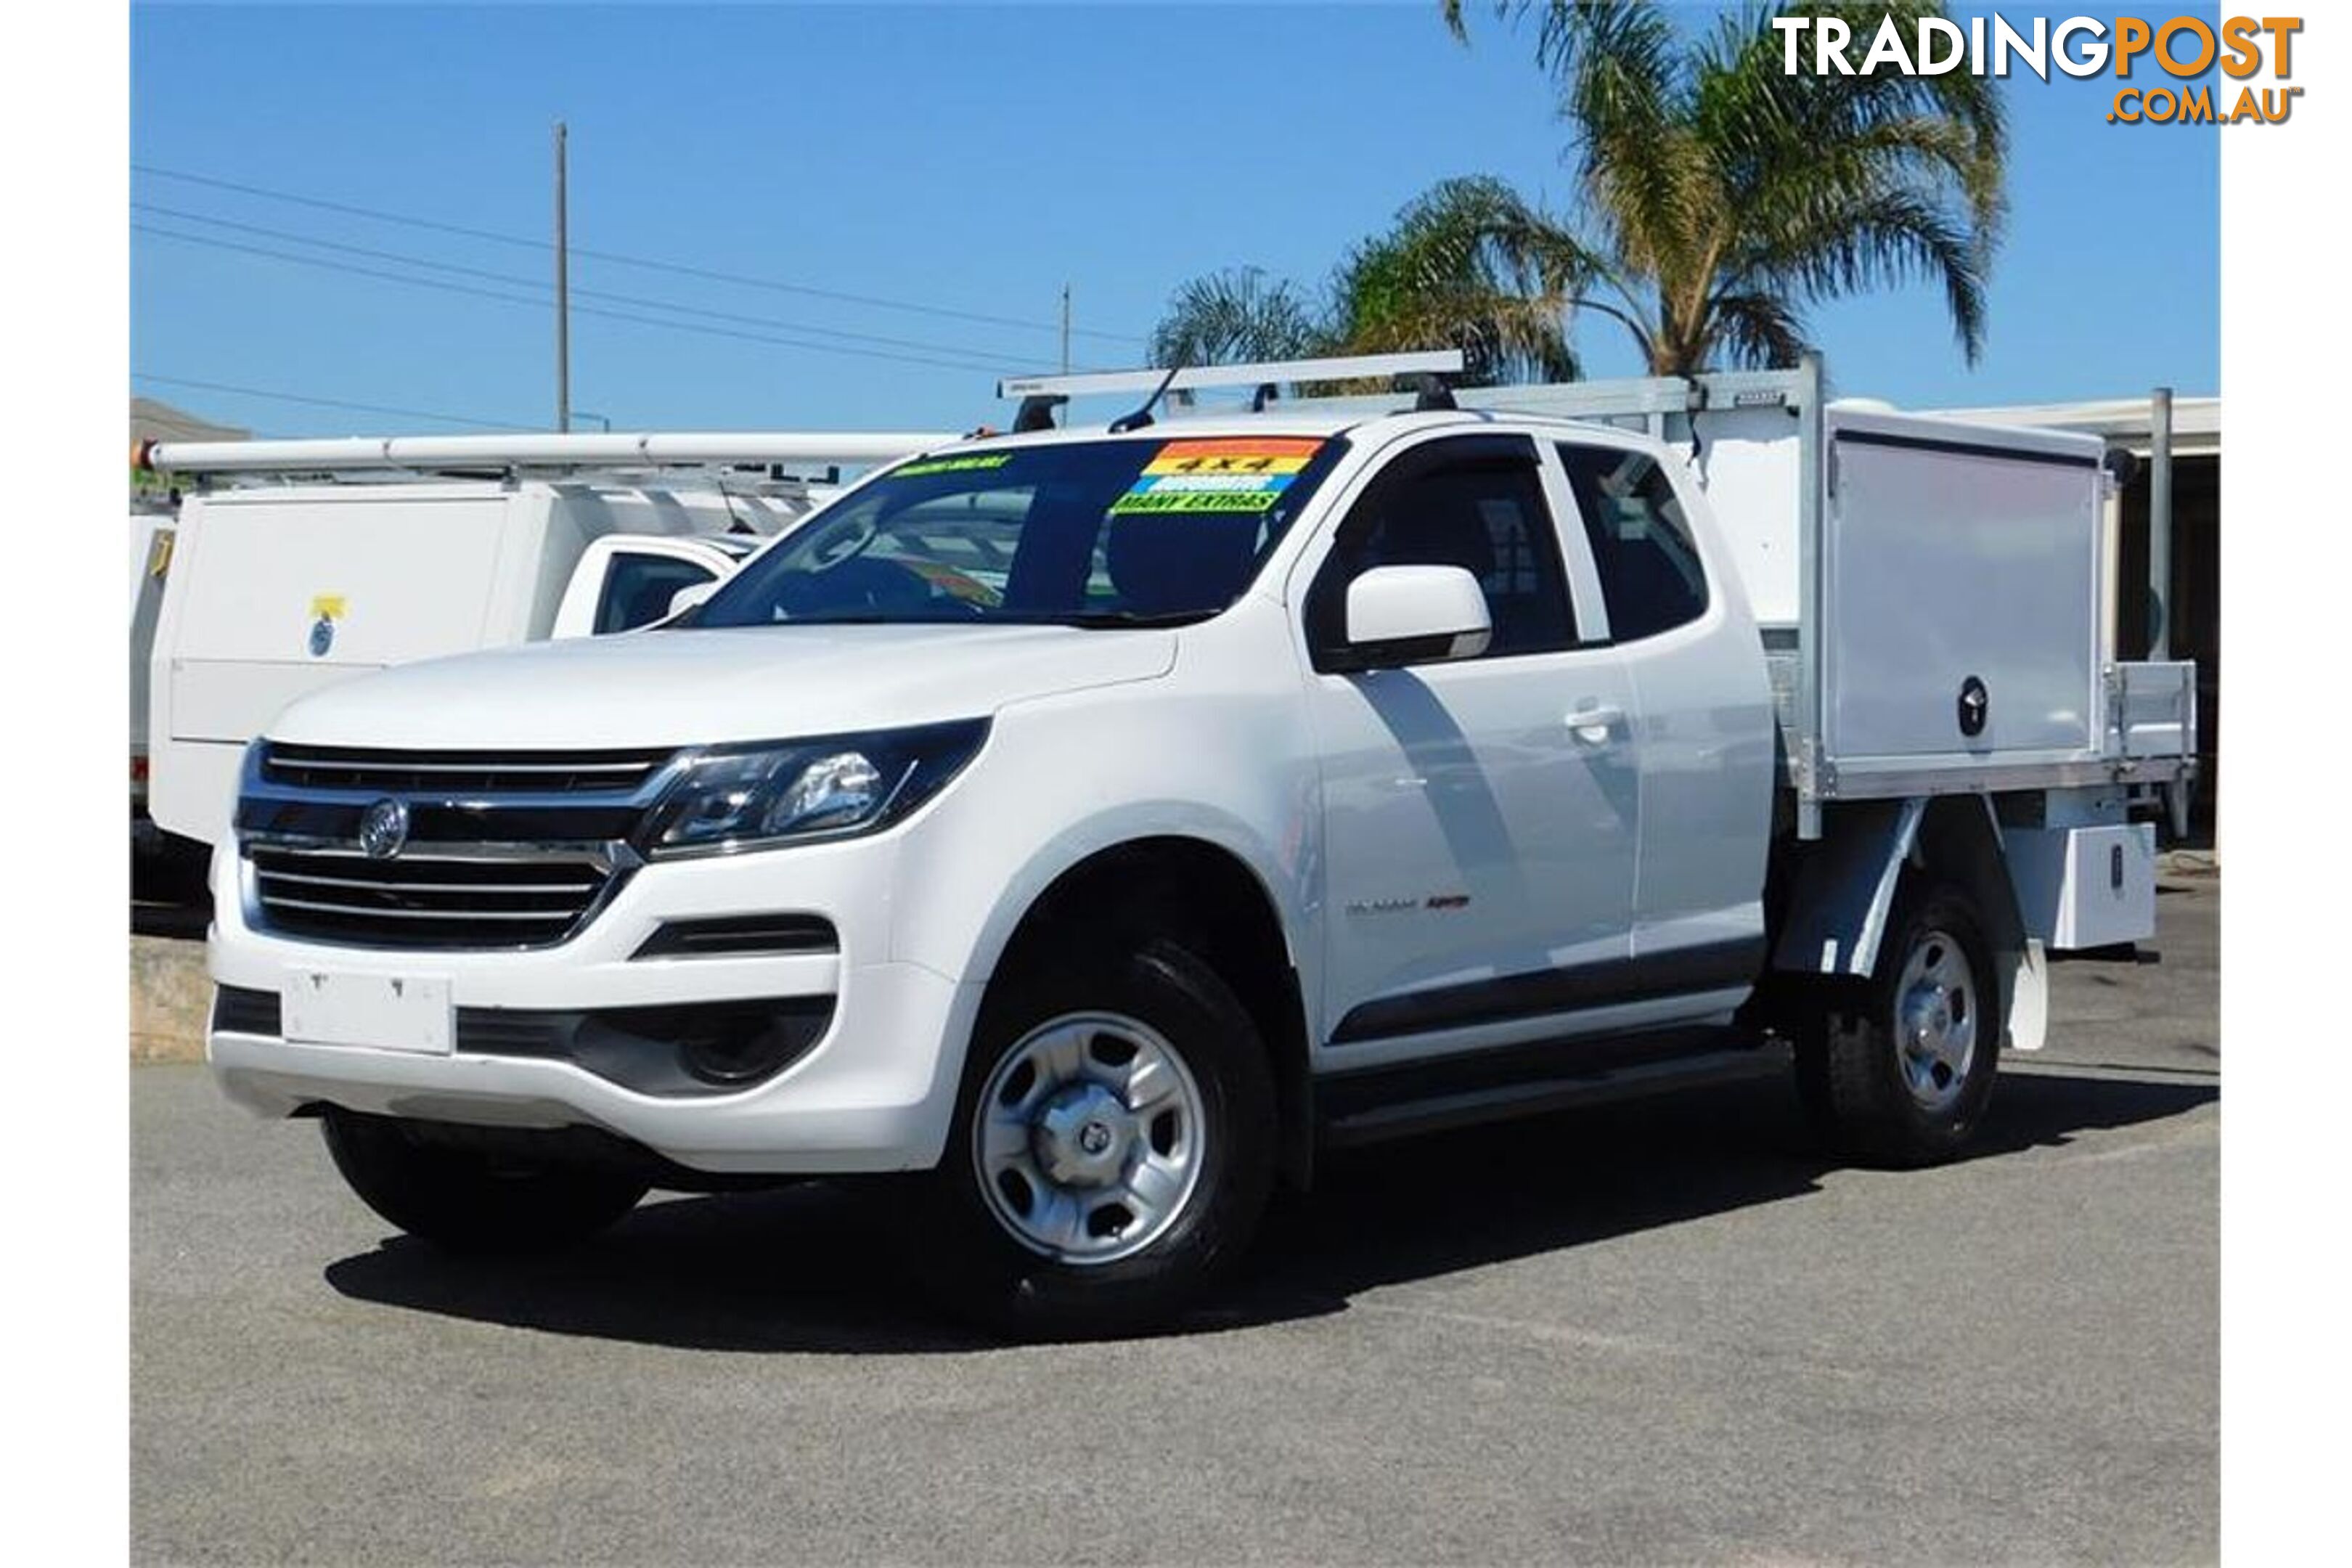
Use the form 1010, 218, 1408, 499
1111, 438, 1322, 515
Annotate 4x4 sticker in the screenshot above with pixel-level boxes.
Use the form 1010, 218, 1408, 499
1111, 437, 1323, 515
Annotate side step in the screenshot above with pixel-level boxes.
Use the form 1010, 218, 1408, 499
1317, 1030, 1789, 1150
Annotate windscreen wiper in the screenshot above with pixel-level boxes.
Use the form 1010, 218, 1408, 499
1054, 610, 1216, 629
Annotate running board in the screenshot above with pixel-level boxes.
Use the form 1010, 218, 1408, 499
1318, 1040, 1789, 1150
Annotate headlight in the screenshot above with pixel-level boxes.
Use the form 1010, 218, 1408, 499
640, 719, 989, 858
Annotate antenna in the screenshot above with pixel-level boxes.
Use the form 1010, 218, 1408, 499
1108, 363, 1185, 435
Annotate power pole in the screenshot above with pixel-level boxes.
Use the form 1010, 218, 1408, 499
1059, 283, 1071, 375
554, 121, 571, 433
2148, 385, 2173, 659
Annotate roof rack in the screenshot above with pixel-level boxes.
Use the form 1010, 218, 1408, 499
999, 351, 1466, 431
136, 430, 953, 478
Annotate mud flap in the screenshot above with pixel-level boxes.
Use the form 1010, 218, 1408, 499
1998, 937, 2047, 1053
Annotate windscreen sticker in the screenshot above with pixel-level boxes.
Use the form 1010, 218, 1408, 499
1133, 473, 1299, 494
892, 452, 1013, 478
1142, 437, 1321, 475
1110, 438, 1323, 515
1110, 490, 1291, 515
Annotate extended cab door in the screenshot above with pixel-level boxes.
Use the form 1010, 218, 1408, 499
1548, 438, 1776, 1016
1300, 431, 1641, 1062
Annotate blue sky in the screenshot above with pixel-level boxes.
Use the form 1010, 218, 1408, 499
130, 3, 2219, 436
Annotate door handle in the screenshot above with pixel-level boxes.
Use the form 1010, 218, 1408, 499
1567, 702, 1623, 742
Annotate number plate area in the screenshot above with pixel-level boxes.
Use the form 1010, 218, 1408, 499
281, 971, 454, 1055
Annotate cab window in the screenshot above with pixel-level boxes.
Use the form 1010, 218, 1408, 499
1556, 444, 1708, 641
1308, 433, 1577, 667
597, 554, 718, 634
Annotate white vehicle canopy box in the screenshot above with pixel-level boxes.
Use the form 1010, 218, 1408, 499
1283, 357, 2196, 834
142, 429, 953, 844
1278, 356, 2194, 955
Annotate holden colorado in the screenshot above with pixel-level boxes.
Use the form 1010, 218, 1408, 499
205, 354, 2196, 1337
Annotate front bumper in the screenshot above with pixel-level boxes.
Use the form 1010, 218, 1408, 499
205, 834, 982, 1175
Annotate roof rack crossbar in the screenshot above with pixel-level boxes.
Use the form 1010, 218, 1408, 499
997, 350, 1465, 403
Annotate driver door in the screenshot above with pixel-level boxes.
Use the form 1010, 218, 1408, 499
1302, 432, 1641, 1061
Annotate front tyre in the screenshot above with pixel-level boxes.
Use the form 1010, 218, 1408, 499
1794, 880, 2002, 1167
320, 1109, 649, 1252
912, 939, 1278, 1339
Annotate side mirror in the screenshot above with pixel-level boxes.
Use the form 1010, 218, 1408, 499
1340, 565, 1492, 670
667, 580, 720, 620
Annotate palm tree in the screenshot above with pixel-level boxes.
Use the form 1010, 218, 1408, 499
1327, 177, 1583, 383
1148, 183, 1585, 386
1438, 1, 2006, 373
1147, 267, 1332, 369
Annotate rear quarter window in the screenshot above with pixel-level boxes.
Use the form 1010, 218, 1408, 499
1556, 444, 1708, 642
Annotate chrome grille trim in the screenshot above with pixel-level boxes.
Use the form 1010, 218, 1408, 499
260, 897, 587, 923
239, 833, 625, 865
244, 841, 633, 950
259, 743, 678, 797
256, 867, 598, 895
237, 740, 679, 951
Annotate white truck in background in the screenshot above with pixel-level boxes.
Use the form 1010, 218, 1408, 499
202, 354, 2197, 1338
131, 503, 179, 859
139, 430, 950, 850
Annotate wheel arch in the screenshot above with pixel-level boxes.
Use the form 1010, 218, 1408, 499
1768, 794, 2042, 1050
983, 835, 1317, 1192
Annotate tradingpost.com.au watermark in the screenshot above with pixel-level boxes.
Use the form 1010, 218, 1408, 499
1772, 12, 2303, 123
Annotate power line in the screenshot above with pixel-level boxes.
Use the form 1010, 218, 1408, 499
132, 372, 528, 430
132, 201, 1031, 366
134, 224, 1033, 376
132, 161, 1148, 348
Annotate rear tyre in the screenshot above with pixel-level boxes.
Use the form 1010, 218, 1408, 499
1794, 879, 2001, 1167
909, 937, 1278, 1340
320, 1109, 649, 1252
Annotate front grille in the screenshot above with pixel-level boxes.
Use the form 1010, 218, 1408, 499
241, 741, 678, 951
260, 743, 676, 796
249, 846, 616, 950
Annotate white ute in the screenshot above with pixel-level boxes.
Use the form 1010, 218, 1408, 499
205, 354, 2197, 1336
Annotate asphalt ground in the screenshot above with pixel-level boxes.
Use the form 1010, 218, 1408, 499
131, 873, 2218, 1565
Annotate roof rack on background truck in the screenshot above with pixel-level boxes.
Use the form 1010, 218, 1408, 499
136, 428, 952, 481
136, 428, 954, 849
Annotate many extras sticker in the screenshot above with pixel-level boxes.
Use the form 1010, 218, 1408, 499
1110, 438, 1323, 515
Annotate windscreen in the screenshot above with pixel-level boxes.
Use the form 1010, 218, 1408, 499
691, 434, 1347, 629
